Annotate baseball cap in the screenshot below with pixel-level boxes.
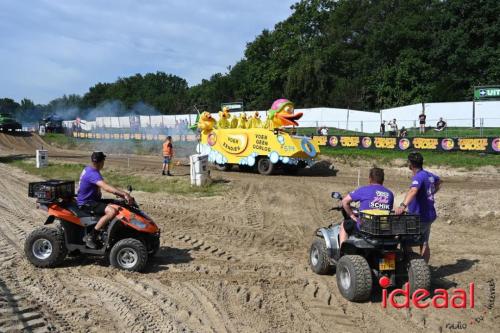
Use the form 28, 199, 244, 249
91, 151, 106, 163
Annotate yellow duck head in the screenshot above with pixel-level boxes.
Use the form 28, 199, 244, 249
266, 99, 302, 129
217, 109, 230, 128
197, 111, 216, 133
222, 106, 231, 118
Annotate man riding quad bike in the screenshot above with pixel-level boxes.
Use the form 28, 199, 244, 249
309, 191, 431, 302
25, 153, 160, 272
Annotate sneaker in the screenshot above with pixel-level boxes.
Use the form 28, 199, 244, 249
162, 171, 166, 175
167, 172, 172, 176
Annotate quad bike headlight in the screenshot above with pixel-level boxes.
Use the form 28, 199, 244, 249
130, 218, 147, 229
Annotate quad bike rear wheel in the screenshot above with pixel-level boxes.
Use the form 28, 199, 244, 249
110, 238, 148, 272
407, 253, 431, 293
24, 227, 67, 268
309, 238, 334, 274
336, 255, 372, 302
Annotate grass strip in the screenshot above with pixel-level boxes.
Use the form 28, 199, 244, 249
4, 158, 226, 196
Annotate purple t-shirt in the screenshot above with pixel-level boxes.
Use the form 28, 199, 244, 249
350, 184, 394, 212
76, 166, 103, 205
408, 169, 440, 223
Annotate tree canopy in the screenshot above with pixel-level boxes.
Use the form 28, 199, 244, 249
3, 0, 499, 121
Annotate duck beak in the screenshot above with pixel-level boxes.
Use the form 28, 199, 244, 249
277, 112, 303, 126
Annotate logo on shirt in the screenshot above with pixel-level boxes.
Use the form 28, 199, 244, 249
370, 191, 391, 210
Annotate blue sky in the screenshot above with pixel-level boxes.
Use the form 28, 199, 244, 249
0, 0, 296, 104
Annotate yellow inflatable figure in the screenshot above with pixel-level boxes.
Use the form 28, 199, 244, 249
197, 111, 216, 134
237, 113, 249, 129
217, 107, 231, 129
248, 111, 263, 129
230, 114, 239, 128
264, 99, 303, 130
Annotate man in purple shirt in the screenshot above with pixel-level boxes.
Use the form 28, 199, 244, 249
396, 152, 442, 263
340, 168, 394, 246
77, 152, 134, 248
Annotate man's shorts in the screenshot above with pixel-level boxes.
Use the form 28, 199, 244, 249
421, 222, 433, 244
81, 201, 107, 216
163, 156, 171, 164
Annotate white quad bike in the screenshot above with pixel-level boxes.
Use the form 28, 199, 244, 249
309, 192, 431, 302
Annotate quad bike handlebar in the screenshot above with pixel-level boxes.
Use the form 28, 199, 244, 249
111, 198, 139, 209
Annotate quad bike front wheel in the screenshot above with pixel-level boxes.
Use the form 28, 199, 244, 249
24, 227, 67, 268
336, 255, 372, 302
110, 238, 148, 272
407, 253, 431, 293
309, 238, 334, 274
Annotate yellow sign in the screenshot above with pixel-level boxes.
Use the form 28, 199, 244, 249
219, 133, 248, 154
340, 136, 360, 147
458, 138, 488, 151
374, 137, 397, 149
413, 138, 438, 150
313, 136, 327, 146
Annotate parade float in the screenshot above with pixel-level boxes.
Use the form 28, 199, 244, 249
196, 99, 320, 175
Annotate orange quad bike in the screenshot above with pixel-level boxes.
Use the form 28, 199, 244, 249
25, 180, 160, 272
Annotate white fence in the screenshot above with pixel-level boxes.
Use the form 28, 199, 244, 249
381, 101, 500, 128
64, 100, 500, 134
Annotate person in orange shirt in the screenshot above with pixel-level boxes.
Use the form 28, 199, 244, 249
162, 136, 174, 176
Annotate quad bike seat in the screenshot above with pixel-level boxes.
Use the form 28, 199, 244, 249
62, 202, 96, 218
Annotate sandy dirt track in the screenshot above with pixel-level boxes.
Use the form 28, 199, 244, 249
0, 133, 499, 332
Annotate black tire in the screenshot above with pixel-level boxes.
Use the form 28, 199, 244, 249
336, 255, 372, 302
149, 237, 160, 257
109, 238, 148, 272
24, 227, 67, 268
257, 157, 274, 175
214, 163, 231, 171
309, 238, 333, 274
407, 254, 431, 293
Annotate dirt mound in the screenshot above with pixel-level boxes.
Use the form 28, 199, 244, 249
0, 132, 49, 153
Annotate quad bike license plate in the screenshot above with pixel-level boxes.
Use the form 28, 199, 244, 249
379, 253, 396, 271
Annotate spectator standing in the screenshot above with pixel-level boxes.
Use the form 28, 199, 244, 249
162, 136, 174, 176
388, 119, 398, 136
419, 111, 426, 134
380, 121, 386, 136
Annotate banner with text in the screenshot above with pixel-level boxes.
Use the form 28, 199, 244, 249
312, 136, 500, 153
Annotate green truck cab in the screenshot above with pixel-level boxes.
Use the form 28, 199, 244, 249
0, 113, 22, 132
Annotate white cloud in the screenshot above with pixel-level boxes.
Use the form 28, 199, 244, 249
0, 0, 295, 104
